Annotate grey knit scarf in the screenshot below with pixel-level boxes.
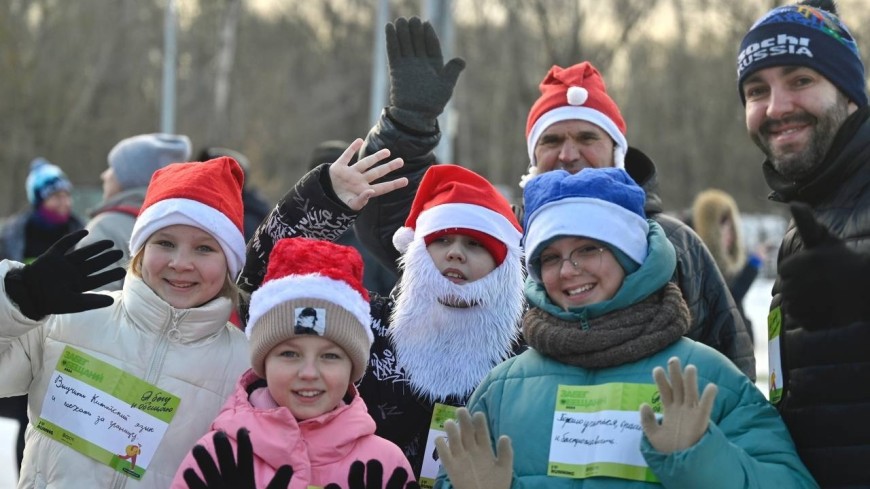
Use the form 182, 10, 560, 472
523, 283, 689, 368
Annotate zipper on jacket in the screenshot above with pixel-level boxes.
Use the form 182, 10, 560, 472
102, 310, 187, 489
144, 309, 187, 384
579, 310, 590, 331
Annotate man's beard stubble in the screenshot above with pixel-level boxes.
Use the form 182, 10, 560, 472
751, 94, 850, 181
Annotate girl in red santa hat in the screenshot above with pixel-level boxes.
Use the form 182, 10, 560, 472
0, 157, 253, 488
173, 237, 413, 489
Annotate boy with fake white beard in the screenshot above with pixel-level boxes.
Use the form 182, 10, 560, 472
238, 142, 525, 481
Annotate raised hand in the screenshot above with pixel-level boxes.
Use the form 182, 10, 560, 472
780, 202, 870, 328
385, 16, 466, 132
434, 408, 513, 489
329, 138, 408, 211
183, 428, 293, 489
324, 459, 420, 489
4, 229, 126, 320
640, 357, 717, 454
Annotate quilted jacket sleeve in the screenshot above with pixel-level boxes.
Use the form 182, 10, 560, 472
656, 213, 756, 381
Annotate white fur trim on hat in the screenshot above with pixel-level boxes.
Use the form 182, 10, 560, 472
246, 274, 374, 344
413, 202, 522, 249
526, 105, 628, 169
393, 226, 415, 254
129, 198, 246, 277
523, 197, 648, 282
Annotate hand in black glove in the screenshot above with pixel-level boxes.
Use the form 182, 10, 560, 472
780, 202, 870, 328
386, 16, 466, 133
4, 229, 127, 321
324, 459, 419, 489
183, 428, 293, 489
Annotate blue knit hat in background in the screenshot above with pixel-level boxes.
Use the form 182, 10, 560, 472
522, 168, 648, 282
737, 2, 867, 107
26, 157, 73, 208
108, 133, 192, 191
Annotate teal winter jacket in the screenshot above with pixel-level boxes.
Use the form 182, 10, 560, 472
437, 338, 816, 489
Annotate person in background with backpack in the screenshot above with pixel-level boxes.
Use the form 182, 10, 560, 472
79, 133, 192, 290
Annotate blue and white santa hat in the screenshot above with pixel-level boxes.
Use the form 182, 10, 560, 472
522, 168, 648, 282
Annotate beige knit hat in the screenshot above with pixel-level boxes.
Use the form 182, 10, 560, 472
246, 238, 373, 381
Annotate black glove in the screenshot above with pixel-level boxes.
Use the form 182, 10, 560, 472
183, 428, 293, 489
4, 229, 126, 321
385, 16, 465, 133
324, 459, 419, 489
780, 202, 870, 328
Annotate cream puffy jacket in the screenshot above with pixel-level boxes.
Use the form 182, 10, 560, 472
0, 262, 249, 489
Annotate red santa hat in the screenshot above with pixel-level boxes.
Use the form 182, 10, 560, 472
129, 156, 247, 277
392, 165, 522, 265
525, 62, 627, 175
246, 238, 373, 381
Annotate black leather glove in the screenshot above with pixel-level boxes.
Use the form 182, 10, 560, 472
4, 229, 126, 321
780, 202, 870, 328
324, 459, 419, 489
183, 428, 293, 489
386, 16, 465, 133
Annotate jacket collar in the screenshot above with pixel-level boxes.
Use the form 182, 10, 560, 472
213, 369, 376, 471
88, 187, 148, 217
624, 146, 664, 216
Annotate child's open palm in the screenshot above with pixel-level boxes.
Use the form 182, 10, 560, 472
329, 139, 407, 211
640, 357, 718, 454
435, 407, 513, 489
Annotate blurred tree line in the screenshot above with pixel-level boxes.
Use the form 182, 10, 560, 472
2, 0, 869, 219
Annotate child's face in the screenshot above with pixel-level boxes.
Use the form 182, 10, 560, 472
426, 233, 496, 284
141, 224, 228, 309
264, 335, 352, 421
539, 236, 624, 310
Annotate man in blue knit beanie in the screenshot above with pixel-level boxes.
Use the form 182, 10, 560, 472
79, 133, 192, 291
737, 1, 870, 486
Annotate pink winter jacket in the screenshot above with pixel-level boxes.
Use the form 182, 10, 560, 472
170, 369, 413, 489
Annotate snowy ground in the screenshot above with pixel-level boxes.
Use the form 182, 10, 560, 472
0, 416, 15, 489
0, 278, 776, 488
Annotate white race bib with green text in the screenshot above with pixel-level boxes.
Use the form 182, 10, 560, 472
548, 383, 661, 483
36, 346, 180, 480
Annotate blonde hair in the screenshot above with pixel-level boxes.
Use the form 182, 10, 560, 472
129, 247, 243, 309
692, 188, 745, 282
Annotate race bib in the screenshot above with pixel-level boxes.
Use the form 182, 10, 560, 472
419, 403, 459, 489
548, 383, 661, 483
768, 306, 783, 404
36, 346, 180, 480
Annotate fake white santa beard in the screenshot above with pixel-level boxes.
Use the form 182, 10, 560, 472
388, 237, 525, 401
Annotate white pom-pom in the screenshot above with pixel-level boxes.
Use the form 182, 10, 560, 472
518, 166, 540, 189
392, 226, 415, 253
567, 86, 588, 106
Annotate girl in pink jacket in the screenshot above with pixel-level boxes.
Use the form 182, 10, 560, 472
172, 237, 413, 489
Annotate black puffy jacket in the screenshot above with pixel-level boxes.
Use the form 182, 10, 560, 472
624, 147, 755, 379
354, 109, 440, 278
764, 107, 870, 488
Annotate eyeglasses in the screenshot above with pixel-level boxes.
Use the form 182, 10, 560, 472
539, 246, 607, 275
